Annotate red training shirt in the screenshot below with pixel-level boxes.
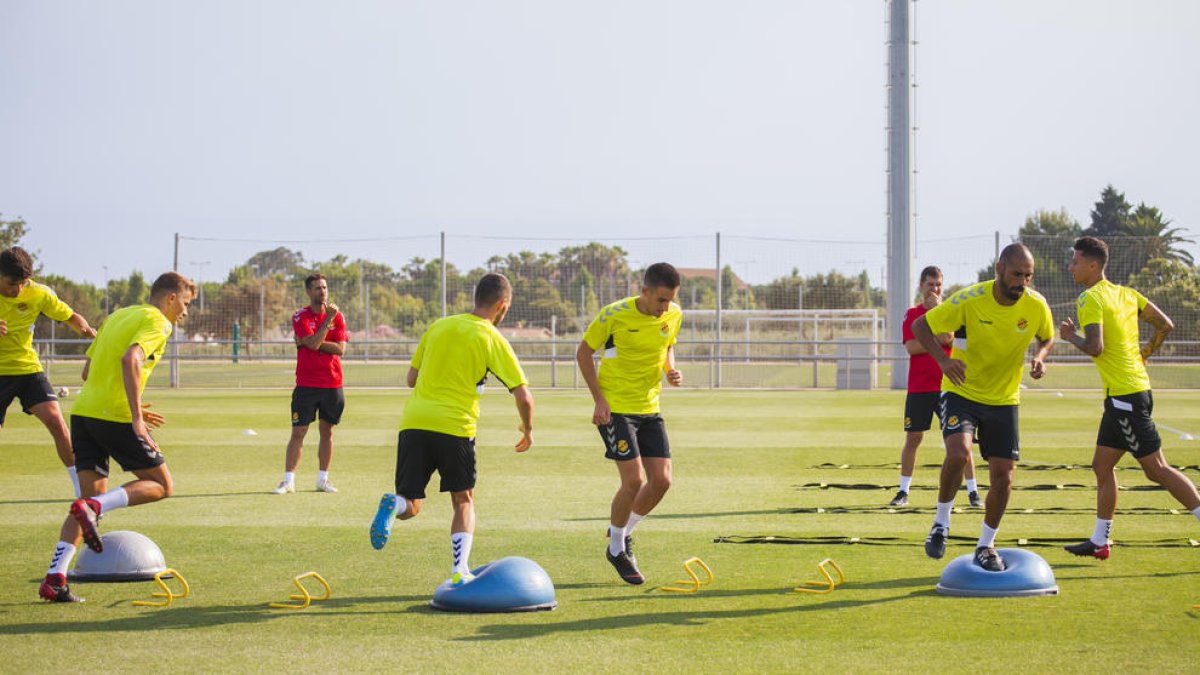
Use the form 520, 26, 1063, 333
293, 306, 348, 388
901, 304, 950, 394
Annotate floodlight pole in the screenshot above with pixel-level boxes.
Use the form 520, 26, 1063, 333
885, 0, 914, 390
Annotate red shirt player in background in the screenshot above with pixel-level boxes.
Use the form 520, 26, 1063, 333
273, 273, 348, 494
889, 266, 980, 508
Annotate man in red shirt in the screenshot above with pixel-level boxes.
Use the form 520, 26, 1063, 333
890, 265, 979, 507
273, 273, 348, 494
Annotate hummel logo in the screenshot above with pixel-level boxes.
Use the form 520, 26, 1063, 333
978, 319, 993, 325
1118, 418, 1140, 451
628, 328, 639, 332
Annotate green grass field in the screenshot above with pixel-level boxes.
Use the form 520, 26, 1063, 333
3, 388, 1200, 673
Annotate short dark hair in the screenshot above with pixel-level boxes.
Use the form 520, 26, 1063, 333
918, 265, 942, 283
643, 262, 680, 289
1073, 236, 1109, 268
150, 272, 197, 299
998, 242, 1033, 265
474, 272, 512, 307
304, 273, 326, 290
0, 247, 34, 282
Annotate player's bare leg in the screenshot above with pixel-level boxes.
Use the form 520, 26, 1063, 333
926, 432, 970, 559
1138, 449, 1200, 511
315, 419, 336, 492
449, 490, 475, 582
30, 401, 79, 496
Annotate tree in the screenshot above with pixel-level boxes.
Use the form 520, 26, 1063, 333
1017, 208, 1083, 312
0, 214, 28, 250
1125, 203, 1194, 266
245, 247, 307, 278
1128, 258, 1200, 344
1085, 184, 1132, 238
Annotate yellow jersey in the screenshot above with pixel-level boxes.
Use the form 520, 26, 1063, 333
72, 305, 173, 423
0, 281, 75, 375
1076, 279, 1151, 396
583, 296, 683, 415
400, 314, 528, 438
924, 281, 1053, 406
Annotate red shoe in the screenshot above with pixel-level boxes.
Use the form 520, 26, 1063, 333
1064, 540, 1110, 560
39, 574, 84, 603
70, 499, 103, 553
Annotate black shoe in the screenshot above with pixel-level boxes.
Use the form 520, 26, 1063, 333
606, 547, 645, 585
974, 546, 1006, 571
624, 535, 636, 565
1064, 540, 1110, 560
889, 490, 909, 507
39, 575, 84, 603
924, 524, 947, 559
968, 491, 982, 508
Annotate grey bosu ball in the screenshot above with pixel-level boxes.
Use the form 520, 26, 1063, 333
67, 530, 169, 582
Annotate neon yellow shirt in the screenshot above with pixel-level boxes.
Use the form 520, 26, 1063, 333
583, 296, 683, 415
400, 314, 528, 438
924, 281, 1053, 406
1076, 279, 1151, 396
72, 305, 172, 423
0, 281, 75, 375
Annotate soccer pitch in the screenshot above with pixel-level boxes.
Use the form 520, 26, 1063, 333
2, 388, 1199, 672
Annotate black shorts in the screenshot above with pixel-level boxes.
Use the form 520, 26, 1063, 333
1096, 390, 1161, 459
71, 415, 165, 477
903, 392, 942, 432
394, 429, 476, 499
599, 413, 671, 461
291, 386, 344, 426
0, 372, 58, 426
940, 392, 1020, 461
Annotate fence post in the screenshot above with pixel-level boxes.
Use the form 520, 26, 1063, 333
715, 231, 722, 388
550, 314, 557, 388
259, 285, 266, 361
440, 231, 447, 317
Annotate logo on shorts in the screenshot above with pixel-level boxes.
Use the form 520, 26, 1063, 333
292, 412, 300, 422
904, 416, 912, 429
946, 415, 960, 429
1016, 318, 1028, 332
616, 439, 630, 455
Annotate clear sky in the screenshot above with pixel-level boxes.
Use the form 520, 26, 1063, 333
2, 1, 1198, 289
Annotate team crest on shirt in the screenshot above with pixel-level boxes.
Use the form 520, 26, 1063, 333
16, 303, 27, 312
1016, 318, 1028, 332
660, 323, 670, 336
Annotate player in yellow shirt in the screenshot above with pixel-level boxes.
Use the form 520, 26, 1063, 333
912, 243, 1054, 572
0, 247, 96, 497
576, 263, 683, 585
38, 272, 194, 603
1058, 236, 1200, 559
369, 273, 534, 586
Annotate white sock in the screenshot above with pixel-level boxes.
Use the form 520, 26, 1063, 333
626, 512, 645, 534
934, 500, 954, 528
283, 471, 296, 485
1090, 518, 1113, 546
899, 475, 913, 493
608, 524, 626, 555
47, 541, 76, 577
317, 470, 329, 483
977, 523, 998, 548
95, 487, 129, 514
395, 495, 410, 518
451, 532, 473, 574
1192, 506, 1200, 522
965, 478, 978, 493
67, 466, 81, 499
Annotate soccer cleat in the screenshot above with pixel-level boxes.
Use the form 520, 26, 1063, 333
315, 479, 338, 493
370, 493, 399, 550
272, 481, 295, 495
974, 546, 1006, 571
889, 490, 909, 507
625, 535, 635, 565
450, 571, 476, 586
39, 575, 84, 603
968, 491, 982, 508
606, 547, 645, 585
924, 524, 948, 559
69, 499, 103, 553
1064, 540, 1111, 560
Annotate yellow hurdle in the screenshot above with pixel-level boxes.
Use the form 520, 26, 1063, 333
660, 557, 714, 593
132, 569, 190, 607
269, 571, 332, 609
794, 558, 846, 594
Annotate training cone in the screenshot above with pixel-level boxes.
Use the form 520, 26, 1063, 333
68, 530, 169, 582
430, 556, 556, 613
936, 548, 1058, 597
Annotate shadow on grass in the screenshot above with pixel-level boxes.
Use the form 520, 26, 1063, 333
454, 588, 936, 641
579, 575, 939, 603
563, 509, 790, 522
0, 491, 264, 507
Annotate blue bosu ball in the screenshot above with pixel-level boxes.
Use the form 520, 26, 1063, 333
936, 548, 1059, 597
430, 556, 557, 613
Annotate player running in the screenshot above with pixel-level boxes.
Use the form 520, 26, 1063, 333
0, 246, 96, 498
39, 272, 194, 603
576, 262, 683, 585
891, 265, 980, 508
369, 273, 534, 586
1058, 236, 1200, 559
912, 244, 1054, 572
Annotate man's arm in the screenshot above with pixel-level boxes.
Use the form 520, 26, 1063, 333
65, 313, 97, 339
318, 341, 346, 356
904, 332, 953, 356
1140, 301, 1174, 362
1029, 336, 1055, 380
511, 384, 534, 452
1059, 318, 1102, 357
575, 341, 610, 425
297, 305, 339, 351
912, 316, 964, 386
121, 345, 161, 452
406, 366, 419, 388
664, 344, 682, 386
80, 356, 90, 381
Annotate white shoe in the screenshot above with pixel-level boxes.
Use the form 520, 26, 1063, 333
272, 481, 295, 495
315, 479, 338, 493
